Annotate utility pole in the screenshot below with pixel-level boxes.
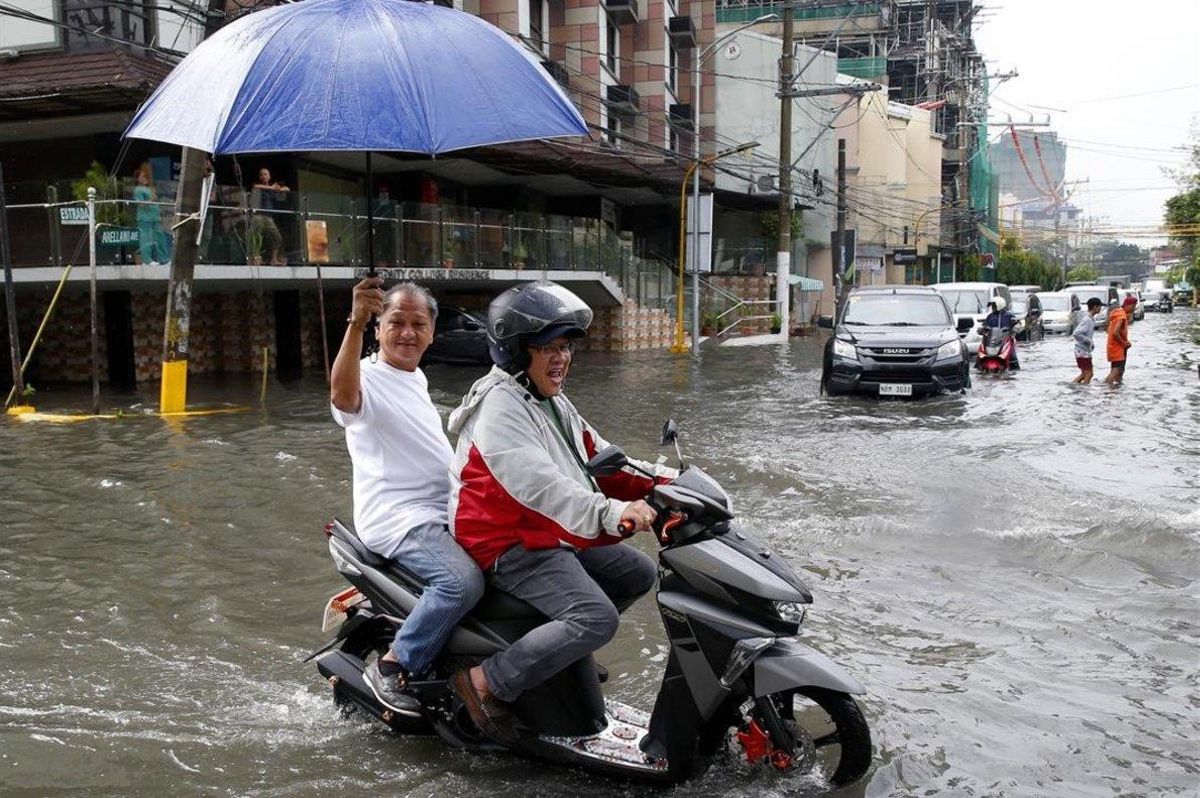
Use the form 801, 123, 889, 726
835, 138, 848, 318
159, 0, 228, 414
0, 162, 23, 403
774, 2, 795, 341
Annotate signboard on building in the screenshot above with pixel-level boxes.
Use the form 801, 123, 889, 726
893, 247, 918, 265
360, 267, 493, 282
831, 229, 857, 280
855, 257, 883, 274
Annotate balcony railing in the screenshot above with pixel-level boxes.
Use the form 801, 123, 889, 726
1, 180, 679, 310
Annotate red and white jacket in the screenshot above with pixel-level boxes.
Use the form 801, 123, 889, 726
447, 367, 676, 570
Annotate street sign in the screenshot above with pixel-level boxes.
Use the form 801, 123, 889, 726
893, 247, 918, 265
685, 194, 713, 273
981, 253, 995, 268
59, 206, 88, 226
99, 227, 139, 247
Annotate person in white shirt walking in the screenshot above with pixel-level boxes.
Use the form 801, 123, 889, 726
330, 277, 484, 717
1071, 297, 1103, 384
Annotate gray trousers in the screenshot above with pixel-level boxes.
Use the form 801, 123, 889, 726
481, 543, 657, 702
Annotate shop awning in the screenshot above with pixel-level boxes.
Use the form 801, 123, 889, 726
789, 275, 824, 290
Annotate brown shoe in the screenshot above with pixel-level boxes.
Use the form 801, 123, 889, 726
450, 669, 520, 746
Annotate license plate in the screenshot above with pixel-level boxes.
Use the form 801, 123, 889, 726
879, 383, 913, 396
321, 586, 366, 632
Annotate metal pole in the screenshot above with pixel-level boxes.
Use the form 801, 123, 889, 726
88, 187, 99, 415
835, 138, 848, 318
690, 50, 702, 357
0, 162, 25, 402
775, 2, 795, 342
365, 151, 375, 273
159, 147, 206, 414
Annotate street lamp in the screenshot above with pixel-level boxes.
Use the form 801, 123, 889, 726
671, 141, 759, 352
683, 13, 780, 357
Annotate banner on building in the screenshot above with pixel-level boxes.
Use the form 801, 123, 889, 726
893, 247, 918, 264
685, 193, 713, 273
856, 256, 884, 274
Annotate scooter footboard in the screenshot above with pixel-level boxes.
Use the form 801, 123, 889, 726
752, 638, 865, 697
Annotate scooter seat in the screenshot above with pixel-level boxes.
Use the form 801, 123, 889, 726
329, 518, 544, 623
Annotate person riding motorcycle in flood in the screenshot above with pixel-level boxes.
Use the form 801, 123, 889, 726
982, 297, 1020, 369
445, 281, 677, 744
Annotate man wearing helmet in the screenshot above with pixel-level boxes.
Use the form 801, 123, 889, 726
983, 297, 1020, 369
445, 280, 676, 744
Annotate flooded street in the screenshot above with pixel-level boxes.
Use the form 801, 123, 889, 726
2, 311, 1197, 797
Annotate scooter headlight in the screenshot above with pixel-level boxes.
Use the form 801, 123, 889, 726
832, 339, 857, 360
936, 339, 962, 360
774, 601, 808, 624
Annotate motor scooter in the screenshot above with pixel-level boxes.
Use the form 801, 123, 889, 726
307, 420, 871, 786
976, 324, 1017, 373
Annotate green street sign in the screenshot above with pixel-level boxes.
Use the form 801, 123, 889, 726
99, 227, 139, 247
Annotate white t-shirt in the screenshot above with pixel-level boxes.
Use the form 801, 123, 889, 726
331, 359, 453, 559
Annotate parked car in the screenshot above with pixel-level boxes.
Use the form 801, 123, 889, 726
1008, 284, 1042, 295
931, 282, 1012, 352
1034, 292, 1075, 335
1141, 289, 1174, 313
819, 286, 970, 398
421, 306, 491, 365
1009, 292, 1044, 341
1065, 286, 1112, 329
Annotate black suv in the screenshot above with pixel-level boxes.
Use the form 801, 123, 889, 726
820, 286, 970, 398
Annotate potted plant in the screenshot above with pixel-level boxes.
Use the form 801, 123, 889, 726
770, 312, 782, 335
700, 311, 717, 337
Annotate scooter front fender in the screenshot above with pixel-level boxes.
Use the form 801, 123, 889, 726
753, 637, 865, 696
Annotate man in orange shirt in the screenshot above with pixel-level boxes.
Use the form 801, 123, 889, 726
1104, 294, 1136, 385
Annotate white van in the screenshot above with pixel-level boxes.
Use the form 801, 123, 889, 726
1065, 286, 1112, 329
931, 282, 1012, 350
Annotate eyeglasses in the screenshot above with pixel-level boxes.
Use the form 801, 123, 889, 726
528, 341, 577, 357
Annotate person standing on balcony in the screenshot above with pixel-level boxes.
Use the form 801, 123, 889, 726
251, 167, 289, 265
132, 163, 172, 266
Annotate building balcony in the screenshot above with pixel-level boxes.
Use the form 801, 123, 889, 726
669, 103, 694, 131
667, 16, 697, 49
606, 84, 640, 116
604, 0, 639, 25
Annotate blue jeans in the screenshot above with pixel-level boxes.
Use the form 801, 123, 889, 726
481, 543, 657, 702
389, 522, 485, 675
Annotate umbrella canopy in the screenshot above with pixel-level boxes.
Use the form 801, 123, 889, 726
124, 0, 587, 155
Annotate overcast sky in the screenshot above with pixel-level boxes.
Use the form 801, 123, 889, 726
973, 0, 1200, 247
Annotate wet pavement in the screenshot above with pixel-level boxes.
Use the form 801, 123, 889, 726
2, 310, 1198, 797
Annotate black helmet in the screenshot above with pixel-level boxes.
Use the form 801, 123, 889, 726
487, 280, 593, 373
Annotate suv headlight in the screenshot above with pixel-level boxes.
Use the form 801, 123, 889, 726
936, 339, 962, 360
832, 339, 857, 360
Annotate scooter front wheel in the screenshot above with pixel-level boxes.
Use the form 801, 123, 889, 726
759, 687, 872, 787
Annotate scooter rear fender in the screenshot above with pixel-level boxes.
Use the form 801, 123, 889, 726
752, 638, 865, 696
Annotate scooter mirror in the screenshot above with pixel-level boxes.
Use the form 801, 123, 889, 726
585, 445, 629, 477
660, 419, 678, 446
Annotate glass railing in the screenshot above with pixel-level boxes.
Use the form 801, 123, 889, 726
2, 180, 679, 309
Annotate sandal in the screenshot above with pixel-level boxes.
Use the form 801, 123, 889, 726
450, 669, 520, 746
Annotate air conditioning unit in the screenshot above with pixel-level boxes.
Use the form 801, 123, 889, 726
757, 175, 777, 193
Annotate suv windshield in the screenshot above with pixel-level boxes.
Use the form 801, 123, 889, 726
1039, 295, 1069, 311
842, 294, 951, 327
937, 289, 990, 314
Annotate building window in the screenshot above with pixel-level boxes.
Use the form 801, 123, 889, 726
667, 40, 678, 93
528, 0, 545, 52
0, 0, 59, 50
606, 15, 619, 76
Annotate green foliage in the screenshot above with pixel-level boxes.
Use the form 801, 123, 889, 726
71, 161, 131, 227
757, 210, 803, 244
1066, 265, 1098, 283
960, 254, 983, 282
1164, 186, 1200, 266
996, 234, 1059, 290
21, 384, 35, 399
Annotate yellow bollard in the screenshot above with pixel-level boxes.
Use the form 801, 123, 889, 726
160, 359, 189, 415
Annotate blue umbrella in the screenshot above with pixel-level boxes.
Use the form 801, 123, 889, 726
124, 0, 586, 154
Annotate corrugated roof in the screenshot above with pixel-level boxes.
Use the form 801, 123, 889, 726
0, 48, 174, 119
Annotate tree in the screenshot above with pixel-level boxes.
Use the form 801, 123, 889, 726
1066, 265, 1098, 283
997, 234, 1059, 289
1164, 121, 1200, 271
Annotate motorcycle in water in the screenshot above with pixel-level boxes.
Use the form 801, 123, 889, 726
307, 420, 872, 787
976, 324, 1017, 373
